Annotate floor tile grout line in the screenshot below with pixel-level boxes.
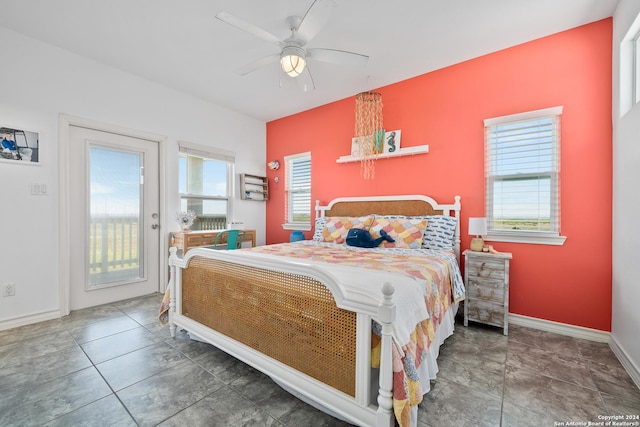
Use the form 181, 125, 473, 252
161, 327, 324, 426
501, 332, 596, 425
499, 336, 509, 427
574, 336, 612, 417
113, 308, 255, 426
62, 309, 143, 427
161, 330, 290, 425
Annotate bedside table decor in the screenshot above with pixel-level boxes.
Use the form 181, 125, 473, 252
175, 210, 196, 231
463, 249, 512, 335
468, 217, 487, 252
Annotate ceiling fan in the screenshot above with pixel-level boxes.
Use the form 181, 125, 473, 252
215, 0, 369, 90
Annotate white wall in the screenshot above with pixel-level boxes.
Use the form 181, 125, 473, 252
0, 27, 266, 325
612, 0, 640, 383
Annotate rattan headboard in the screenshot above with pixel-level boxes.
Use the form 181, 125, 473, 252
315, 195, 462, 259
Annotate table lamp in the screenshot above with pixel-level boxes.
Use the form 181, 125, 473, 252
468, 217, 487, 252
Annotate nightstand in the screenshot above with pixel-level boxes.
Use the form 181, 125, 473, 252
463, 249, 512, 335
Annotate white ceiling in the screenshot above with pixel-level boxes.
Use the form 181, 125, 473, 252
0, 0, 619, 122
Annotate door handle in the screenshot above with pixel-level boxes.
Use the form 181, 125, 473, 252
151, 224, 159, 229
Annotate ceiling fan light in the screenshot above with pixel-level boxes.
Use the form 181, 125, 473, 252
280, 46, 306, 77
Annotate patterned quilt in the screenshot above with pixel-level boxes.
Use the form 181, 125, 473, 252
247, 240, 464, 426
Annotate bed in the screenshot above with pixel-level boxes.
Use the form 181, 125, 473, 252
167, 194, 463, 427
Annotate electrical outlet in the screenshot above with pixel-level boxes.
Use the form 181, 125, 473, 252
2, 283, 15, 297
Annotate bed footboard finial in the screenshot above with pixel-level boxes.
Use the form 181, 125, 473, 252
377, 282, 395, 427
168, 247, 178, 338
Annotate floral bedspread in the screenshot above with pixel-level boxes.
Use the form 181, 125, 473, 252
247, 240, 464, 426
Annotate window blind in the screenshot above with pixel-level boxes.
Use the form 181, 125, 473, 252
285, 153, 311, 225
485, 107, 561, 235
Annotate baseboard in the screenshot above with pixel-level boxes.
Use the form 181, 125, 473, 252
509, 313, 610, 343
609, 335, 640, 389
0, 310, 62, 332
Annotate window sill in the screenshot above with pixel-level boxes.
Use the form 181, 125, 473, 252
485, 232, 567, 246
282, 223, 312, 231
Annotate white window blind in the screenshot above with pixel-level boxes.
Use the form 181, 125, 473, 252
484, 107, 564, 244
283, 152, 311, 230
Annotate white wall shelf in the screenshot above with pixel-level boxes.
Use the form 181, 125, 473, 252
240, 173, 268, 201
336, 145, 429, 163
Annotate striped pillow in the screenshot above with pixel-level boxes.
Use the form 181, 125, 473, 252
312, 217, 329, 241
423, 215, 458, 250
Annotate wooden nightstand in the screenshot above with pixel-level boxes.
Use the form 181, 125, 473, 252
463, 249, 512, 335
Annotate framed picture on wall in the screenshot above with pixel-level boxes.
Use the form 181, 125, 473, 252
0, 125, 40, 165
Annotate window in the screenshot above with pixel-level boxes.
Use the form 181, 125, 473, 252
621, 14, 640, 115
283, 152, 311, 231
484, 106, 566, 245
179, 142, 234, 231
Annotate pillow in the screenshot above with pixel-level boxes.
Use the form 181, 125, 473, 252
423, 215, 458, 250
369, 217, 428, 249
321, 216, 374, 244
312, 216, 329, 241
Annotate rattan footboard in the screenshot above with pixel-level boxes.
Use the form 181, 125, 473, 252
181, 256, 358, 397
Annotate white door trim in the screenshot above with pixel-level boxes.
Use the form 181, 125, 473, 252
58, 114, 168, 316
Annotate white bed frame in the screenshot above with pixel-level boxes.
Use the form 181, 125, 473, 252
168, 194, 462, 427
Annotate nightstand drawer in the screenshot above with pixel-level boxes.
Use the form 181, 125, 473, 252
466, 299, 505, 327
184, 234, 216, 246
466, 278, 505, 304
467, 258, 506, 281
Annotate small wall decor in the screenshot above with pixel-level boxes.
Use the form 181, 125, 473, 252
0, 125, 40, 164
176, 210, 197, 232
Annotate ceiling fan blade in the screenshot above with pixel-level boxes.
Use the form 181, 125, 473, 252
234, 54, 280, 76
307, 48, 369, 67
295, 0, 336, 44
216, 11, 282, 45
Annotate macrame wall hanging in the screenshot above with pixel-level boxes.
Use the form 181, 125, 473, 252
353, 91, 383, 179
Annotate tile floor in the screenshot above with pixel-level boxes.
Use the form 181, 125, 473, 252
0, 292, 638, 427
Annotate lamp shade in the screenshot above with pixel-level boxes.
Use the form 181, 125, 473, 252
468, 217, 487, 236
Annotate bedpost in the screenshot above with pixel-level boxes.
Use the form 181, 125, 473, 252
453, 195, 462, 261
376, 282, 396, 427
168, 247, 178, 338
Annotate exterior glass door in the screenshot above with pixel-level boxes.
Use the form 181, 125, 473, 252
89, 145, 144, 287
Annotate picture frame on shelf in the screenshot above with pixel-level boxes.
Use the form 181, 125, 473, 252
350, 129, 402, 157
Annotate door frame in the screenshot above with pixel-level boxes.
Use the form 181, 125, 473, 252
58, 114, 168, 316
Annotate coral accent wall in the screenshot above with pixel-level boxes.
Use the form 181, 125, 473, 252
266, 19, 612, 331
